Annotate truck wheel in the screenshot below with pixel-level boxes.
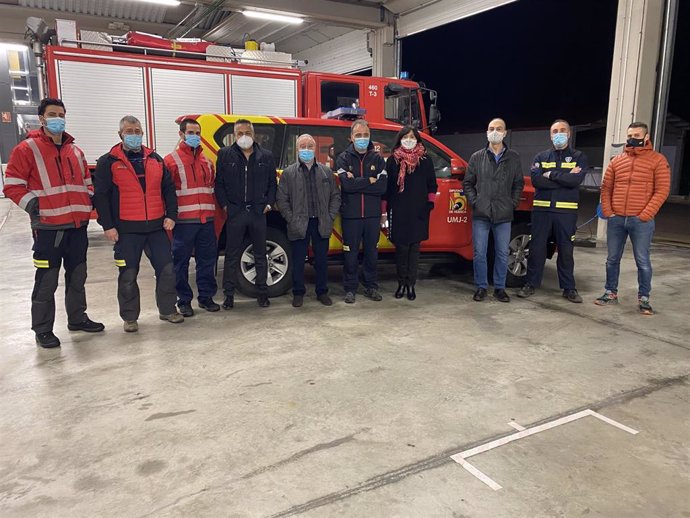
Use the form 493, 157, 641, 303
235, 227, 292, 298
506, 222, 530, 288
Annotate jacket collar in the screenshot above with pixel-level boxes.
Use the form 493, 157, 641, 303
109, 142, 155, 161
27, 128, 75, 146
624, 140, 653, 156
345, 142, 374, 158
177, 141, 201, 158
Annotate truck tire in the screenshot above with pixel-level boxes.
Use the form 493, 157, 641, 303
235, 227, 292, 298
506, 222, 530, 288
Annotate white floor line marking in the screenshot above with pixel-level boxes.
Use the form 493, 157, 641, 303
455, 457, 502, 490
451, 409, 639, 490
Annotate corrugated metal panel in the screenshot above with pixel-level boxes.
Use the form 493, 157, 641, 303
19, 0, 167, 23
295, 30, 371, 74
56, 60, 147, 162
231, 75, 296, 117
150, 68, 226, 155
397, 0, 518, 37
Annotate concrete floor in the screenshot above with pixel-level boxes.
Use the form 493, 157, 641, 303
1, 198, 689, 518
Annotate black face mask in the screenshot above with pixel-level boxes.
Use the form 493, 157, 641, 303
626, 137, 645, 147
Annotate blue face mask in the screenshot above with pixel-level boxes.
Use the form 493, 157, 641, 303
45, 117, 65, 134
185, 134, 201, 148
123, 134, 143, 150
552, 132, 568, 149
354, 137, 370, 152
298, 149, 315, 162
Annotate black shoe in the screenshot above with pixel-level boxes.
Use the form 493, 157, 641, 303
516, 283, 535, 298
257, 294, 270, 307
563, 289, 583, 303
198, 298, 220, 312
36, 331, 61, 348
67, 316, 105, 332
494, 289, 511, 303
222, 295, 234, 310
177, 302, 194, 317
364, 287, 383, 301
317, 294, 333, 306
292, 295, 304, 308
395, 283, 406, 299
406, 285, 416, 301
473, 288, 488, 301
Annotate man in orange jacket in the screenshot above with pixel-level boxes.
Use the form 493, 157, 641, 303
2, 98, 104, 348
595, 122, 671, 315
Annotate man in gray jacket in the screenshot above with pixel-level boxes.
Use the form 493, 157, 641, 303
277, 134, 341, 307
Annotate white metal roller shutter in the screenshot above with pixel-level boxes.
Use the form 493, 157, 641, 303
57, 60, 147, 163
151, 68, 226, 155
397, 0, 518, 38
230, 75, 296, 117
296, 30, 371, 74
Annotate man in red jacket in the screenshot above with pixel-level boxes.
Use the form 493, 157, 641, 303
595, 122, 671, 315
164, 118, 220, 316
3, 98, 104, 348
93, 115, 182, 332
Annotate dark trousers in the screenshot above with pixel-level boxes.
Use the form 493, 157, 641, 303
342, 217, 379, 292
291, 218, 329, 296
223, 209, 267, 296
31, 226, 88, 333
114, 230, 176, 321
526, 210, 578, 290
172, 221, 218, 304
395, 242, 421, 286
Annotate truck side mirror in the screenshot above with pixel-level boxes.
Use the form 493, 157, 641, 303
428, 104, 441, 133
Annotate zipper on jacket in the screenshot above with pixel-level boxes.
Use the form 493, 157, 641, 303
54, 157, 65, 184
623, 155, 635, 215
244, 164, 248, 204
360, 154, 365, 218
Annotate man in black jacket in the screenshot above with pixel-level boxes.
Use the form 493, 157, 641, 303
215, 119, 278, 308
463, 118, 524, 303
336, 119, 387, 304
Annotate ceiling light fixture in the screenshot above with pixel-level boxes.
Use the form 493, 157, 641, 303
242, 10, 304, 25
131, 0, 181, 7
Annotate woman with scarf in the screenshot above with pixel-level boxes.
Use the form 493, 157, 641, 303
383, 126, 438, 300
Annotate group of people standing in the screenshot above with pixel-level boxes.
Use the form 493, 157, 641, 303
3, 98, 671, 349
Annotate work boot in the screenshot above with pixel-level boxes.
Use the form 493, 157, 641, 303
516, 283, 535, 298
198, 298, 220, 312
159, 312, 184, 323
494, 289, 510, 303
364, 288, 383, 301
35, 331, 61, 349
123, 320, 138, 333
594, 290, 619, 306
292, 295, 304, 308
394, 283, 406, 299
177, 302, 194, 317
222, 295, 234, 310
257, 294, 270, 307
67, 315, 105, 332
563, 289, 583, 303
317, 293, 333, 306
473, 288, 488, 301
406, 285, 416, 301
639, 296, 654, 315
344, 291, 356, 304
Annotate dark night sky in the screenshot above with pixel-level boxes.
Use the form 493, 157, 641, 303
401, 0, 619, 134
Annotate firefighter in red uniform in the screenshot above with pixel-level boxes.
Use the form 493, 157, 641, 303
93, 115, 182, 333
164, 118, 220, 316
3, 98, 104, 348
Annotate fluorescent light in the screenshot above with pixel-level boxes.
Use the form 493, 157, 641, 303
242, 10, 304, 24
130, 0, 181, 6
0, 43, 28, 52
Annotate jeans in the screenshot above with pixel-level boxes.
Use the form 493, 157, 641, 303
605, 215, 655, 298
472, 218, 511, 290
291, 218, 330, 296
172, 221, 218, 304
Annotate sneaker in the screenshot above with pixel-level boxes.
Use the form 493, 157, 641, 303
364, 288, 383, 301
177, 302, 194, 317
516, 283, 535, 298
257, 294, 270, 307
159, 312, 184, 323
123, 320, 138, 333
198, 298, 220, 312
563, 289, 583, 303
494, 289, 510, 303
344, 291, 356, 304
594, 290, 619, 306
222, 295, 234, 310
317, 294, 333, 306
67, 316, 105, 332
35, 331, 61, 348
473, 288, 488, 301
292, 295, 304, 308
639, 296, 654, 315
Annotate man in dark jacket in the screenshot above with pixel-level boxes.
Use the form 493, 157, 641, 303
215, 119, 277, 308
277, 134, 341, 308
336, 119, 387, 304
463, 118, 524, 303
93, 115, 182, 333
517, 119, 588, 303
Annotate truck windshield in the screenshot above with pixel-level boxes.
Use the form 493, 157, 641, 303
384, 85, 421, 128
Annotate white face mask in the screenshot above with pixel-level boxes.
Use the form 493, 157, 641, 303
401, 138, 417, 150
487, 130, 505, 145
236, 135, 254, 150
